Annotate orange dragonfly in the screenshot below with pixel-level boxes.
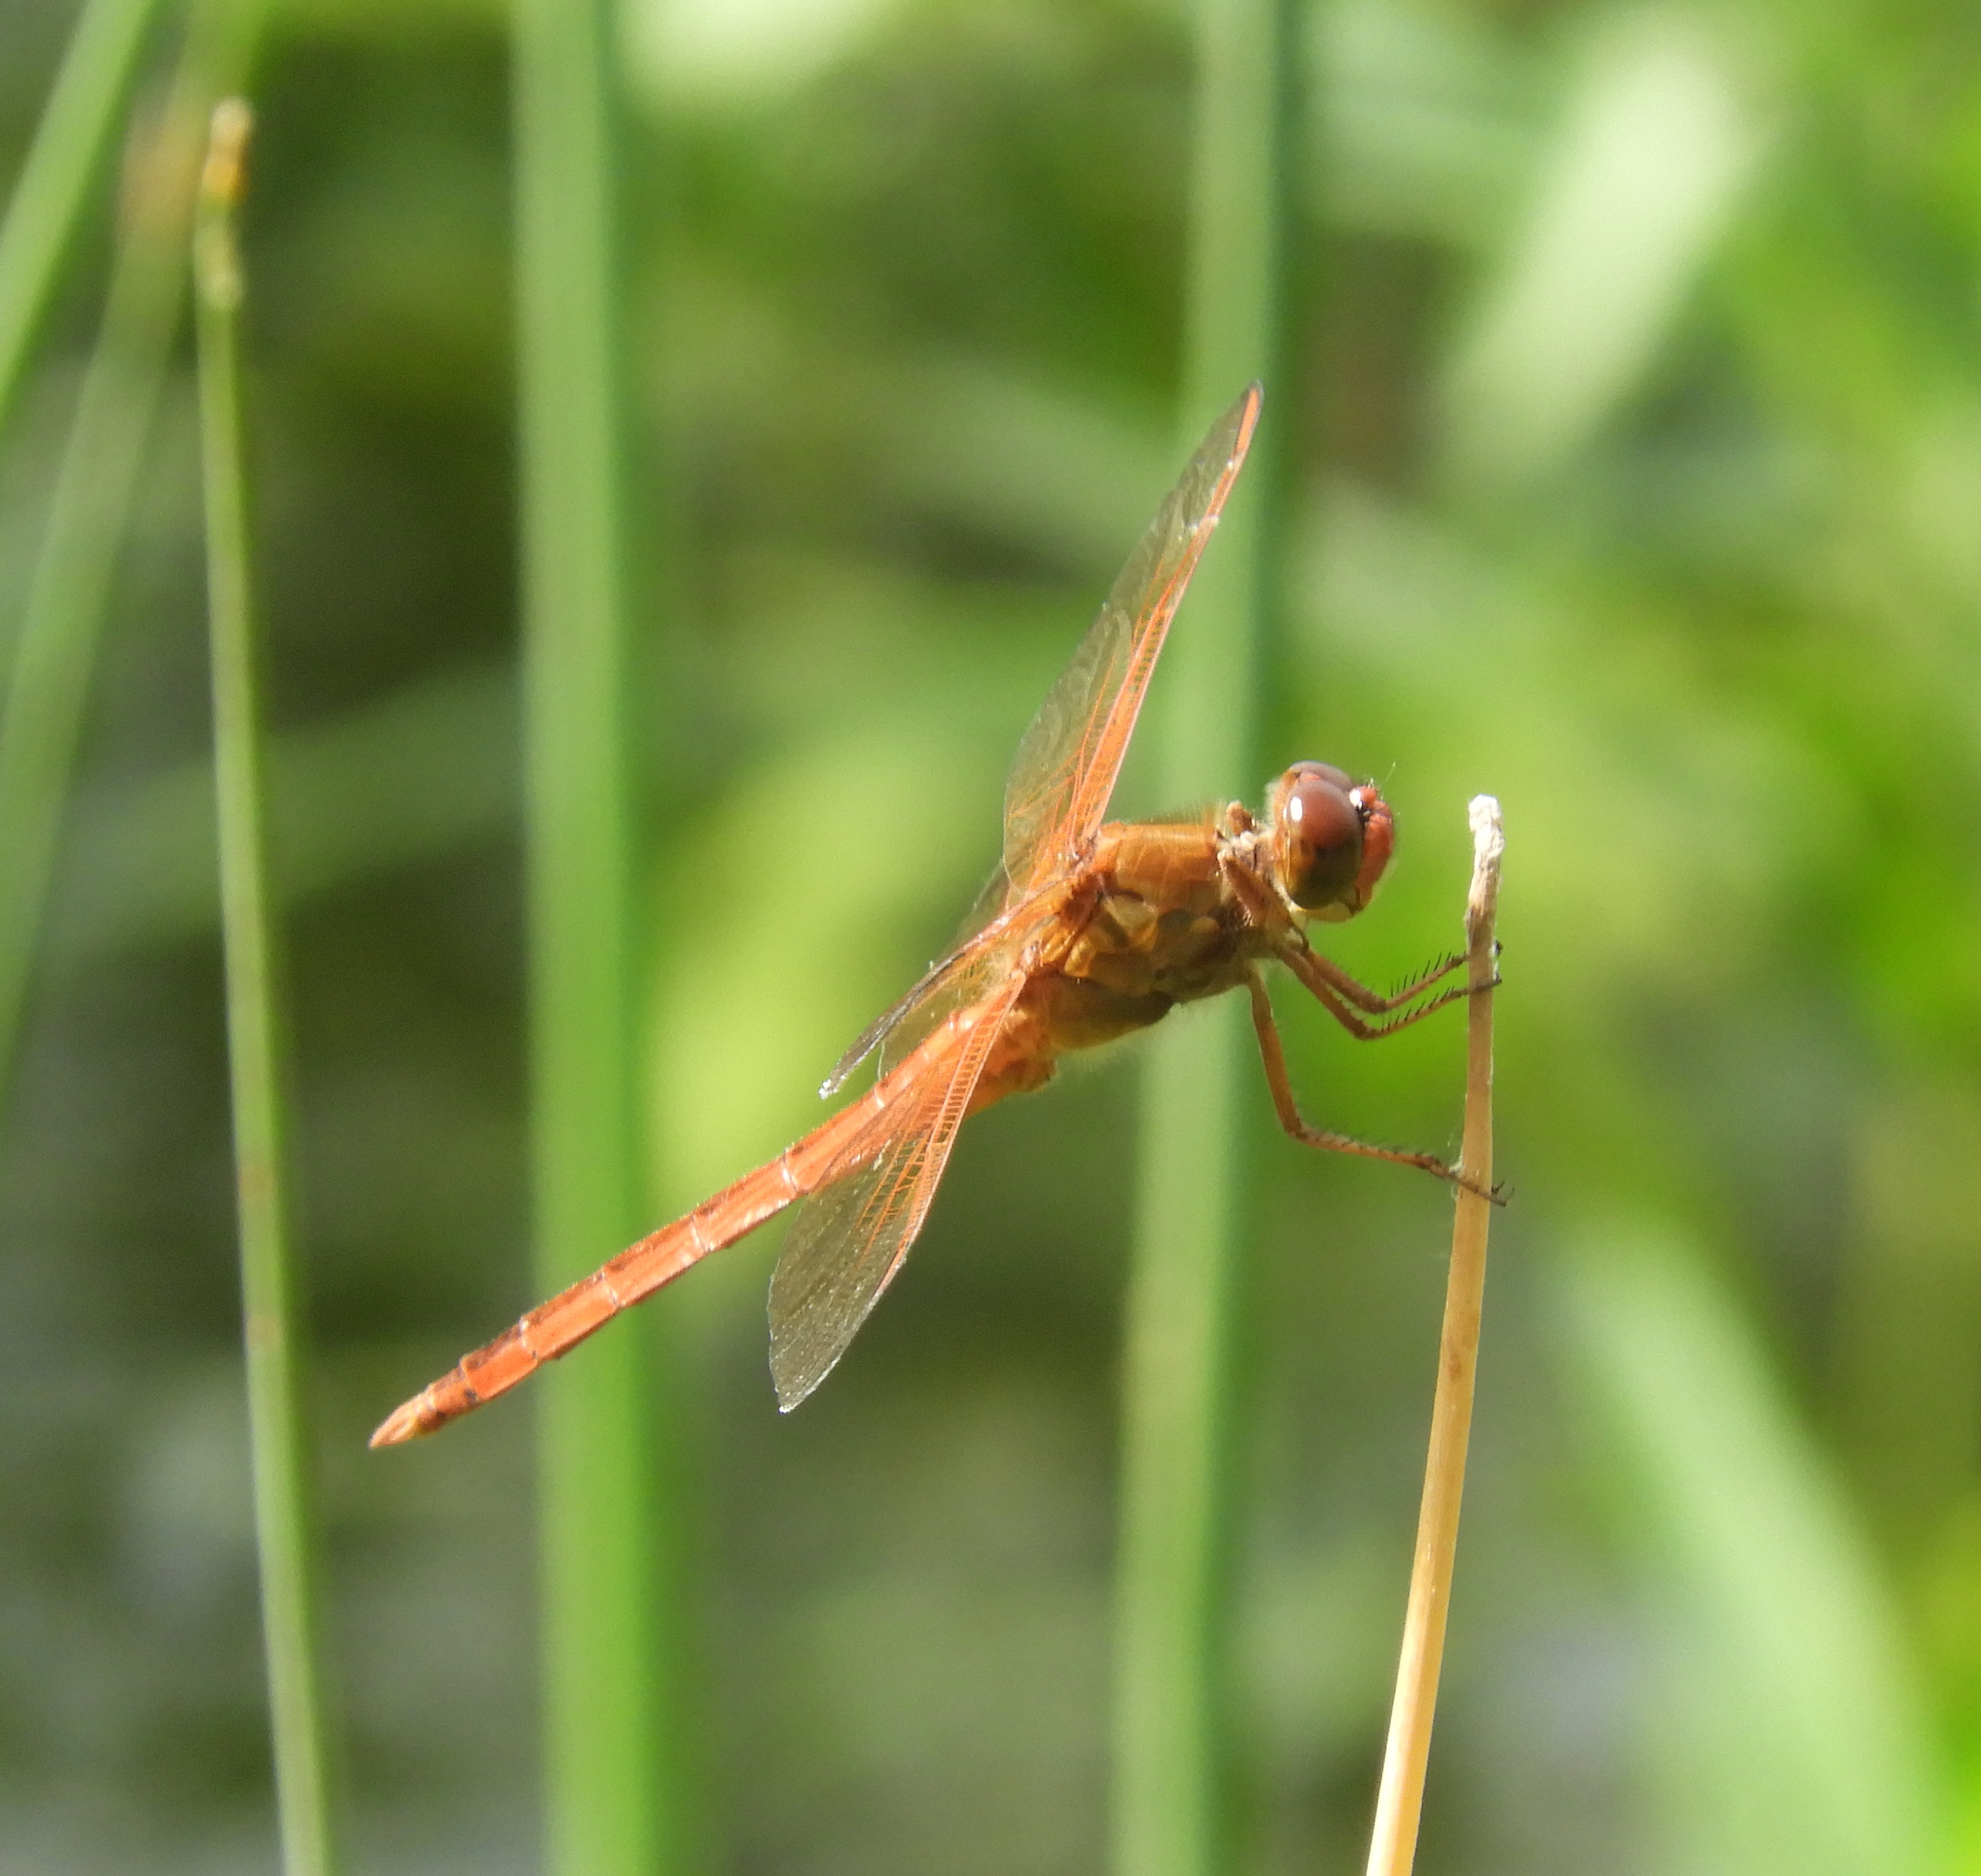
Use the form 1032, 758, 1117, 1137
370, 382, 1478, 1447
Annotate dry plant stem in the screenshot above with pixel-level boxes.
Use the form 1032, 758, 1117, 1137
1364, 794, 1503, 1876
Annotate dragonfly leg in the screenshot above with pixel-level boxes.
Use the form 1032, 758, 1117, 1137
1218, 850, 1464, 1014
1279, 940, 1488, 1042
1300, 941, 1466, 1015
1245, 970, 1500, 1203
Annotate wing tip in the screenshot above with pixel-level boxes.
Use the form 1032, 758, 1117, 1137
771, 1328, 852, 1414
1231, 381, 1263, 454
821, 1033, 876, 1100
772, 1365, 823, 1415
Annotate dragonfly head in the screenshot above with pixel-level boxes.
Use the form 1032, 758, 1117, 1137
1265, 763, 1395, 922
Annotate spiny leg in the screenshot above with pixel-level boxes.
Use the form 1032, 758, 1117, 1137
1216, 854, 1465, 1015
1279, 941, 1486, 1042
1245, 970, 1497, 1203
1299, 941, 1466, 1016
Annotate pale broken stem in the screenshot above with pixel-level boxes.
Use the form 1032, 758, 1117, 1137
1364, 794, 1503, 1876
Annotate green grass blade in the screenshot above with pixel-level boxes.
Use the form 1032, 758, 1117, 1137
194, 97, 340, 1876
1114, 5, 1303, 1875
0, 56, 204, 1099
513, 0, 684, 1869
0, 0, 161, 440
51, 659, 516, 961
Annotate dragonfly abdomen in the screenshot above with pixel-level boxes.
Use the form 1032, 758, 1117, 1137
368, 1011, 983, 1445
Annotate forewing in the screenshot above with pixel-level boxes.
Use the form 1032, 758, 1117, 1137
820, 864, 1071, 1096
819, 868, 1006, 1096
1000, 384, 1261, 900
821, 387, 1259, 1103
771, 976, 1023, 1409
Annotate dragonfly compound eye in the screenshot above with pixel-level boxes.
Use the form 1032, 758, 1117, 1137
1270, 763, 1366, 912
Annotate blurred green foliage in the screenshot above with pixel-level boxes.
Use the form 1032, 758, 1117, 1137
3, 0, 1980, 1871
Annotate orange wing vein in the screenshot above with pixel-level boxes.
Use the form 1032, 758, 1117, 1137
770, 972, 1025, 1408
1000, 381, 1260, 893
821, 382, 1261, 1094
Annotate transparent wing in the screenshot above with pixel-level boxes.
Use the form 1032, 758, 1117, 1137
819, 865, 1058, 1096
999, 383, 1260, 900
771, 975, 1023, 1409
819, 385, 1260, 1099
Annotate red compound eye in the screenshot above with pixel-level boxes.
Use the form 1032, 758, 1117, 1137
1268, 764, 1392, 918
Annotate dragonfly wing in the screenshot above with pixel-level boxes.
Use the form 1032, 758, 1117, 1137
820, 865, 1074, 1096
1001, 384, 1260, 900
771, 976, 1022, 1409
766, 1156, 910, 1410
820, 388, 1259, 1103
819, 893, 999, 1096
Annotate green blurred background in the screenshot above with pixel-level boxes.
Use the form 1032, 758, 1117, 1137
4, 0, 1980, 1870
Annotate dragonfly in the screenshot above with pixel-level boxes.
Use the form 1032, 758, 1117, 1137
370, 382, 1482, 1448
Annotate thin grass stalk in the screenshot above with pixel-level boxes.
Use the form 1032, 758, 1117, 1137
1363, 797, 1503, 1876
513, 0, 680, 1869
0, 57, 203, 1096
0, 0, 161, 439
1113, 3, 1302, 1874
195, 97, 339, 1876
